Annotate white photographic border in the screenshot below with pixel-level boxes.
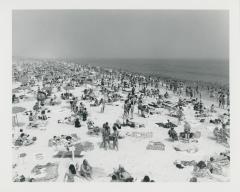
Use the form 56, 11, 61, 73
0, 0, 239, 192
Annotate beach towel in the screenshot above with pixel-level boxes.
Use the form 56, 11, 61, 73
173, 143, 198, 153
146, 141, 165, 151
31, 163, 59, 182
126, 131, 153, 139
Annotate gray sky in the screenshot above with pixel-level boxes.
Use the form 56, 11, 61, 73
12, 10, 228, 59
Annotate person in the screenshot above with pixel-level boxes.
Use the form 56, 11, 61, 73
113, 120, 121, 130
112, 127, 119, 150
184, 121, 191, 139
29, 112, 34, 121
101, 122, 110, 150
113, 165, 134, 182
64, 164, 79, 182
79, 159, 92, 178
104, 123, 111, 149
74, 118, 81, 128
130, 100, 134, 119
189, 177, 197, 182
101, 98, 105, 113
168, 127, 178, 141
141, 175, 154, 182
82, 108, 88, 121
210, 104, 216, 113
41, 110, 47, 120
177, 108, 184, 124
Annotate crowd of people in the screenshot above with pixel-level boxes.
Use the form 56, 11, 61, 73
12, 58, 230, 182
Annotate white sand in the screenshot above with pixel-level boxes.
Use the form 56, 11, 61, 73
12, 83, 229, 182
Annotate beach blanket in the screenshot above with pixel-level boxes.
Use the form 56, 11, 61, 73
31, 163, 59, 182
146, 141, 165, 151
126, 131, 153, 139
173, 143, 198, 153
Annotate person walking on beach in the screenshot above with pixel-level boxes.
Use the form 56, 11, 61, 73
221, 95, 225, 109
123, 100, 129, 124
100, 98, 106, 113
112, 126, 119, 151
101, 122, 110, 150
130, 99, 134, 119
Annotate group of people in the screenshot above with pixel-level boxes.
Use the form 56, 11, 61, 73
101, 122, 119, 150
12, 59, 230, 182
64, 159, 92, 182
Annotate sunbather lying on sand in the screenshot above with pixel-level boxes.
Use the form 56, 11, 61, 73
14, 130, 37, 146
57, 116, 75, 125
87, 120, 100, 135
111, 165, 134, 182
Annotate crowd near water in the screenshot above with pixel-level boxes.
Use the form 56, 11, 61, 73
12, 58, 230, 182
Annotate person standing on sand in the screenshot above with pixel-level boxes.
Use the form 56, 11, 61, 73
218, 94, 222, 108
222, 95, 225, 109
101, 122, 110, 150
112, 126, 119, 151
227, 93, 230, 108
101, 98, 106, 113
184, 121, 191, 140
130, 99, 134, 119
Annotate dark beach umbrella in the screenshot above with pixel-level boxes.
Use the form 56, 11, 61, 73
37, 91, 47, 102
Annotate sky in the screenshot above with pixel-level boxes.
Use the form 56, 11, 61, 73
12, 10, 229, 60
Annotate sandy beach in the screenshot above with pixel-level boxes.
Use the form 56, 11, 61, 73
12, 60, 230, 182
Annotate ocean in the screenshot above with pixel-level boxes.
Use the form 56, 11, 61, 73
72, 58, 229, 85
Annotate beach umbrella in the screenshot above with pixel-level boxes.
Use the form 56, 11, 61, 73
37, 91, 47, 104
12, 106, 26, 114
12, 106, 26, 129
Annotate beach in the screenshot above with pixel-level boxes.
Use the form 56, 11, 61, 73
12, 59, 230, 182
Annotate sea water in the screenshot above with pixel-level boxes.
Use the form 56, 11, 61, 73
74, 58, 229, 85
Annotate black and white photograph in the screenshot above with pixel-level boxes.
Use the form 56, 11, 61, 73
0, 0, 238, 189
11, 9, 232, 183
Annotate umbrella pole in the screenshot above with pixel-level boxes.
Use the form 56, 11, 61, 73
16, 114, 19, 128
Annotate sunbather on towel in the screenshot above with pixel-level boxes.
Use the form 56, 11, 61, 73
122, 119, 144, 128
112, 165, 134, 182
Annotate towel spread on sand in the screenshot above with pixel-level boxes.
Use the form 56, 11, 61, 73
126, 131, 153, 139
31, 163, 59, 182
146, 141, 165, 150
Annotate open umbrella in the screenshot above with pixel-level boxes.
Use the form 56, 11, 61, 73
12, 106, 26, 128
37, 91, 47, 102
12, 106, 26, 114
